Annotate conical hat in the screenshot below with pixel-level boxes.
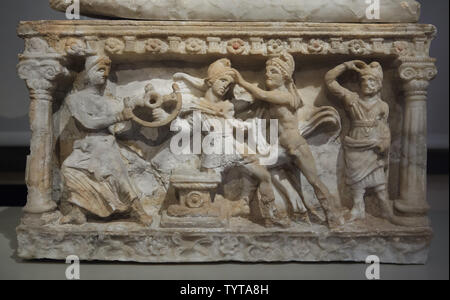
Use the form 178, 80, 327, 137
85, 55, 111, 73
358, 62, 383, 81
206, 58, 235, 84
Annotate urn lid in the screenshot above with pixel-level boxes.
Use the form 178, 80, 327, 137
50, 0, 420, 23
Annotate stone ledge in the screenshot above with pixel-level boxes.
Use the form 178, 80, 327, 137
18, 20, 436, 38
16, 221, 432, 264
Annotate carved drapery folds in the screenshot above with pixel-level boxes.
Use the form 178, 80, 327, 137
395, 57, 437, 221
17, 38, 68, 213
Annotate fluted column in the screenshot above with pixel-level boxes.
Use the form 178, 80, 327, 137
17, 38, 68, 214
395, 57, 437, 220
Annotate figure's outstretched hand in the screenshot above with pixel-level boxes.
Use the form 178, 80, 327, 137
231, 68, 244, 84
121, 97, 135, 121
152, 108, 170, 122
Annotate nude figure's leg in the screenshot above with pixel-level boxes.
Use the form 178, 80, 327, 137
244, 163, 275, 222
280, 130, 344, 228
244, 162, 290, 228
292, 144, 331, 200
281, 131, 331, 199
285, 135, 341, 221
244, 163, 274, 203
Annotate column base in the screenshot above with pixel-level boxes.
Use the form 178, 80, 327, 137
395, 199, 430, 215
23, 188, 57, 214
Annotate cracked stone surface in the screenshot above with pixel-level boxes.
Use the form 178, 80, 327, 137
50, 0, 421, 23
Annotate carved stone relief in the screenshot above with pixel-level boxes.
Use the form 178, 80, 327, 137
15, 20, 437, 264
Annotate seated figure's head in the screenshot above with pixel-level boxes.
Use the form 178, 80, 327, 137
266, 52, 295, 90
205, 58, 236, 98
85, 55, 112, 87
357, 62, 383, 96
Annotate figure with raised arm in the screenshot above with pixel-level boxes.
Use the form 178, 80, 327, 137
325, 60, 403, 224
174, 58, 290, 227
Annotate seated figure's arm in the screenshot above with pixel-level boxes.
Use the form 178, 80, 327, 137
67, 94, 126, 130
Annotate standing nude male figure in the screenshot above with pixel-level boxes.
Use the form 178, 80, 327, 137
233, 52, 343, 228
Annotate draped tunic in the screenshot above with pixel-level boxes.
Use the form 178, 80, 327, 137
325, 71, 391, 186
61, 90, 139, 217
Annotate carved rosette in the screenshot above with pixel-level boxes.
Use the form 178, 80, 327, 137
227, 38, 246, 55
395, 57, 437, 221
104, 37, 125, 55
185, 38, 206, 54
17, 38, 69, 214
64, 38, 89, 56
145, 38, 168, 53
347, 39, 369, 55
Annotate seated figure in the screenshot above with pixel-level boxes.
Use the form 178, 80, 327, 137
60, 55, 153, 225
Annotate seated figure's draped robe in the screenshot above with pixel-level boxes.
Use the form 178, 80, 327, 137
61, 90, 139, 218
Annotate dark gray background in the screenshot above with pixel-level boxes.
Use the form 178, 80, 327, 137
0, 0, 448, 149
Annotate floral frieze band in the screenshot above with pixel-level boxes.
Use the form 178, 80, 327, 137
58, 36, 432, 58
18, 21, 436, 59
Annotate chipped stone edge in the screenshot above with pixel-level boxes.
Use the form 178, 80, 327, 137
17, 224, 433, 264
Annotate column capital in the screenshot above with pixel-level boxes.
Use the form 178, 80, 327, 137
17, 37, 68, 95
397, 57, 437, 83
396, 57, 437, 101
